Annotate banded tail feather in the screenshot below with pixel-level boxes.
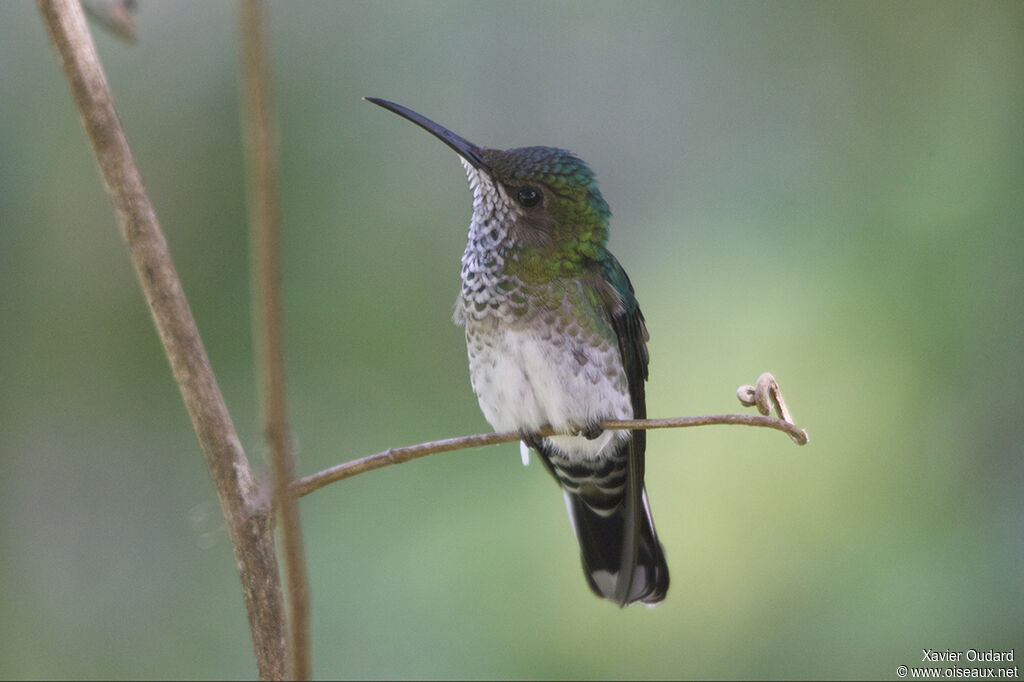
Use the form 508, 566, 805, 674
532, 434, 669, 606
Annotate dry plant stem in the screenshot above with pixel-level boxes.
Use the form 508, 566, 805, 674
81, 0, 136, 42
37, 1, 286, 678
292, 412, 808, 499
238, 1, 310, 679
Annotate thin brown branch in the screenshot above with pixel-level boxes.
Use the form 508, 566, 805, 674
291, 374, 809, 499
36, 1, 286, 678
238, 1, 310, 679
81, 0, 136, 42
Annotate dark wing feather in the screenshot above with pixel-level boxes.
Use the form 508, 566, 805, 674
598, 254, 663, 605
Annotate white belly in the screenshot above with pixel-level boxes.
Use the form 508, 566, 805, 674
465, 321, 633, 461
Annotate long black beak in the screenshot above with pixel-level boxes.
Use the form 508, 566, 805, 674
364, 97, 490, 173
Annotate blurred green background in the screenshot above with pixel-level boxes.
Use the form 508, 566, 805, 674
2, 1, 1022, 679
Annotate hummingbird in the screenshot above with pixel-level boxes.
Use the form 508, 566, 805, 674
365, 97, 669, 606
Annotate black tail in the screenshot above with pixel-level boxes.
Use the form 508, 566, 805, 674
531, 433, 669, 607
564, 486, 669, 606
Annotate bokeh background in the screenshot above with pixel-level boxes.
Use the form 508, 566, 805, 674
2, 1, 1022, 679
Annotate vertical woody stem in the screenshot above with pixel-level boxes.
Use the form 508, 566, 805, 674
238, 1, 312, 678
36, 1, 287, 678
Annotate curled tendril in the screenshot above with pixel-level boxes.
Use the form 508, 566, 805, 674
737, 373, 806, 444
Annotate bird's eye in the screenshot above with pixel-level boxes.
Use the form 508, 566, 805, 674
514, 186, 542, 208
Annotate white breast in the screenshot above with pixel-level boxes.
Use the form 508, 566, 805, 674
465, 320, 633, 461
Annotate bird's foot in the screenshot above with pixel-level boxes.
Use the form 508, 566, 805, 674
568, 420, 604, 440
519, 430, 545, 452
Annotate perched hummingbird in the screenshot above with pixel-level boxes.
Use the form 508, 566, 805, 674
366, 97, 669, 606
